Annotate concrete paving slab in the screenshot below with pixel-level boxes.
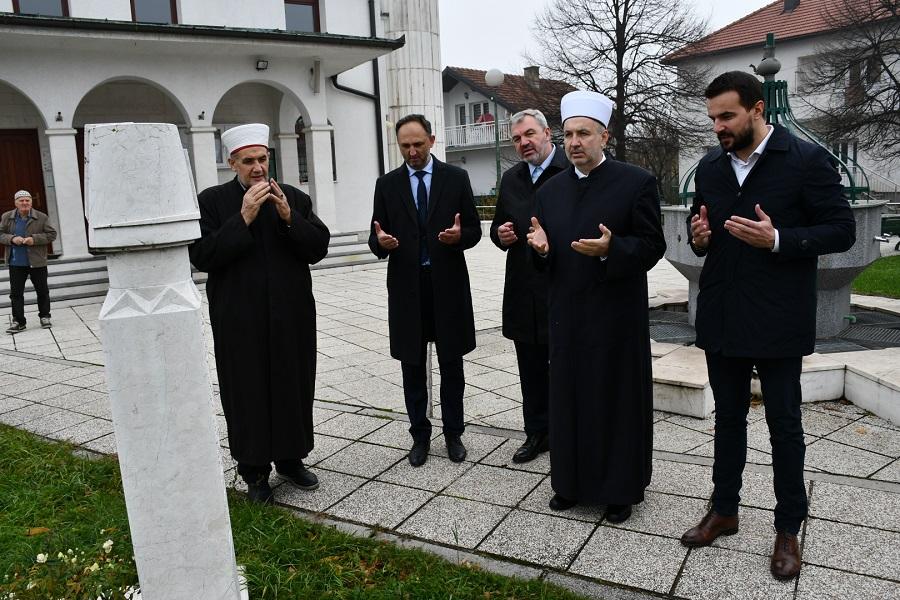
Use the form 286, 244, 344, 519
81, 432, 118, 454
50, 417, 114, 445
444, 463, 543, 507
517, 476, 606, 522
805, 439, 894, 477
872, 459, 900, 483
675, 546, 795, 600
710, 506, 777, 557
569, 526, 685, 594
0, 403, 60, 427
646, 459, 713, 499
305, 434, 353, 467
796, 564, 900, 599
801, 407, 859, 437
480, 439, 552, 474
606, 490, 707, 539
377, 456, 473, 492
478, 509, 595, 569
313, 412, 392, 440
0, 396, 30, 414
397, 495, 510, 549
804, 518, 900, 580
809, 481, 900, 532
24, 409, 93, 436
316, 441, 405, 478
274, 469, 365, 513
328, 480, 433, 529
826, 421, 900, 458
653, 420, 712, 453
430, 431, 506, 463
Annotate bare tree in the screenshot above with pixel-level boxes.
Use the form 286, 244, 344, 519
529, 0, 710, 163
801, 0, 900, 162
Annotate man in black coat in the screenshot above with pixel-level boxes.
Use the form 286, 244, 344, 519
369, 114, 481, 467
679, 72, 856, 581
489, 108, 568, 463
527, 91, 666, 524
190, 123, 330, 504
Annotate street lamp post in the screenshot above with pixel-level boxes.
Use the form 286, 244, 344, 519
484, 68, 505, 196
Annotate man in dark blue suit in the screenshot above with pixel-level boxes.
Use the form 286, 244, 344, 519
680, 71, 856, 580
368, 114, 481, 467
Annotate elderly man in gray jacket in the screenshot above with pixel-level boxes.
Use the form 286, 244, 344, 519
1, 190, 57, 333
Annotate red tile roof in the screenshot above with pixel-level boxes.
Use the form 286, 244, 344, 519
443, 67, 577, 126
667, 0, 883, 62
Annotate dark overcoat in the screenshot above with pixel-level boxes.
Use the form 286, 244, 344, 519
489, 146, 569, 344
189, 177, 330, 465
689, 125, 856, 358
536, 159, 666, 505
368, 157, 481, 364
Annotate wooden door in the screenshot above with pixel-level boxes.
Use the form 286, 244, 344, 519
0, 129, 47, 216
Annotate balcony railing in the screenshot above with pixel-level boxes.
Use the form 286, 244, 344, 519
445, 120, 511, 148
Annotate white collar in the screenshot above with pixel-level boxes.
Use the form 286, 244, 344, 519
407, 156, 434, 177
728, 125, 774, 165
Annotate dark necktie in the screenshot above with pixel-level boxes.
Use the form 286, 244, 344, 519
414, 171, 429, 264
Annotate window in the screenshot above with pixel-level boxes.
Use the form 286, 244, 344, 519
295, 117, 309, 183
131, 0, 177, 24
456, 104, 467, 126
285, 0, 320, 33
12, 0, 68, 16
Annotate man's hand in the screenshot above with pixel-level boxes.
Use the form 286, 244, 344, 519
23, 237, 34, 246
571, 224, 612, 257
497, 221, 518, 246
690, 205, 711, 249
267, 179, 292, 223
11, 236, 24, 246
373, 221, 399, 250
438, 213, 462, 245
241, 181, 270, 226
526, 216, 549, 255
725, 204, 776, 249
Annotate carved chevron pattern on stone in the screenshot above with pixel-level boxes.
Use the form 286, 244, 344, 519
100, 280, 201, 319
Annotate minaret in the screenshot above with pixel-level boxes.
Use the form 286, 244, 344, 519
383, 0, 444, 168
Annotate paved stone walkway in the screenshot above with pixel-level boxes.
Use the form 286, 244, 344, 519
2, 243, 899, 599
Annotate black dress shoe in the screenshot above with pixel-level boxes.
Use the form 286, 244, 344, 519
408, 440, 430, 467
549, 493, 577, 511
445, 435, 467, 462
512, 432, 550, 464
605, 504, 632, 523
246, 478, 274, 505
276, 462, 320, 490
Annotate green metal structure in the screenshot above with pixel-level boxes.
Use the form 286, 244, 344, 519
679, 33, 870, 204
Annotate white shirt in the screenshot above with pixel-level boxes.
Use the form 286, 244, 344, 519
407, 156, 434, 206
728, 125, 779, 252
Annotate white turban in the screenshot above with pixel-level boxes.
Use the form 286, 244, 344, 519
221, 123, 270, 156
560, 91, 614, 128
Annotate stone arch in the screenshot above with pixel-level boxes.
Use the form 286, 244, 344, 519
0, 79, 52, 217
73, 75, 191, 129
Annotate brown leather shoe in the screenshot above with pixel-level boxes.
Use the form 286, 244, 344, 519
770, 531, 801, 580
680, 510, 739, 547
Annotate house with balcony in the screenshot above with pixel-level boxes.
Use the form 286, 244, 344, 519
666, 0, 900, 201
442, 66, 576, 196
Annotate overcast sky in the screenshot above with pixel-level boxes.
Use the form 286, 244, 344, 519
438, 0, 775, 72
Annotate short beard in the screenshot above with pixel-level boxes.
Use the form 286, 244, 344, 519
718, 124, 755, 153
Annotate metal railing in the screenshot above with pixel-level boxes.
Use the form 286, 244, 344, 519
445, 120, 511, 148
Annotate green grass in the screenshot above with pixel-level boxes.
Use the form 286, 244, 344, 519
0, 425, 583, 599
852, 255, 900, 299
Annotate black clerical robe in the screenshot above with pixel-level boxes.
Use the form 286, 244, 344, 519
535, 159, 666, 505
189, 177, 330, 465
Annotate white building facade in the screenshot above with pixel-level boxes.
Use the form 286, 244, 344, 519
0, 0, 444, 258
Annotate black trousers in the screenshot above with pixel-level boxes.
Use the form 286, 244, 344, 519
513, 340, 549, 436
237, 459, 302, 484
400, 266, 465, 443
9, 265, 50, 325
706, 352, 808, 534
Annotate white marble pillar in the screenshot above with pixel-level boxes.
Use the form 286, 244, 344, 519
45, 128, 90, 258
305, 124, 337, 229
276, 132, 302, 189
190, 126, 220, 193
85, 123, 241, 600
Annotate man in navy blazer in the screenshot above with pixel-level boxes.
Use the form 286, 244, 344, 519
679, 71, 855, 580
368, 114, 481, 467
